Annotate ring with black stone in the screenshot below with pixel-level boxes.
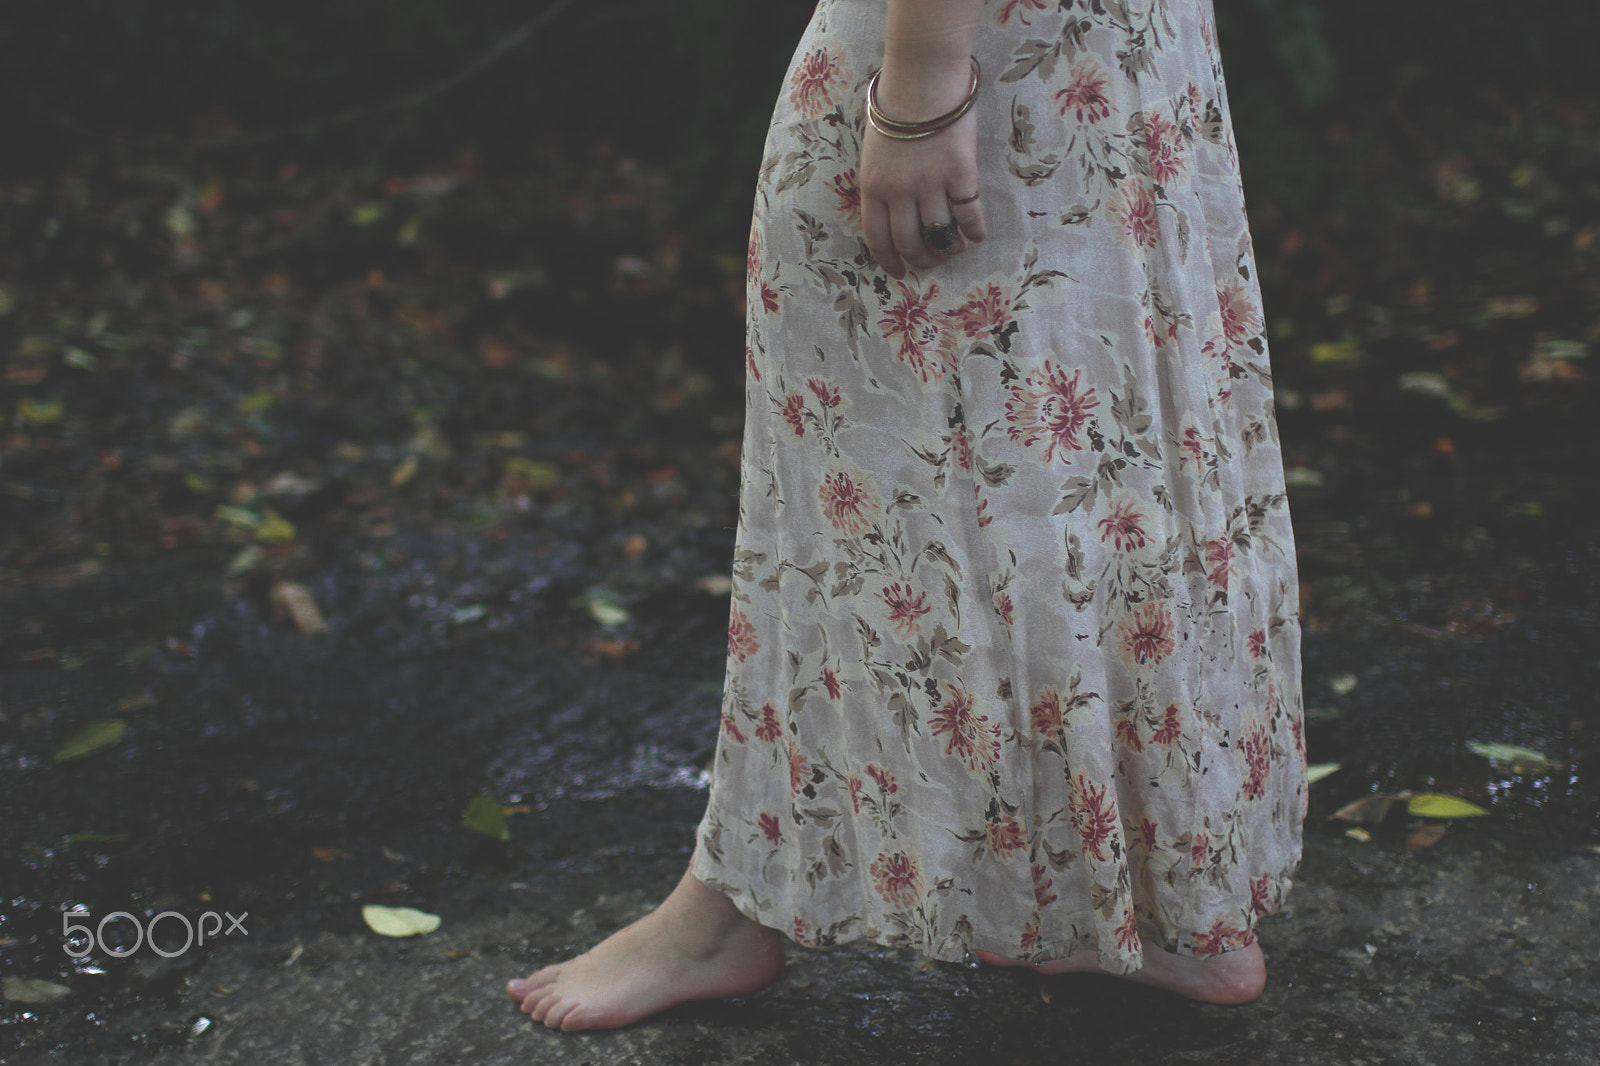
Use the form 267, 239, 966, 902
922, 220, 959, 254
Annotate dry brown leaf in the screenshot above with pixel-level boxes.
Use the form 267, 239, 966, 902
1406, 824, 1447, 852
590, 638, 639, 660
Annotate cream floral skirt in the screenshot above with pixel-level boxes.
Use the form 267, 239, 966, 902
691, 0, 1305, 974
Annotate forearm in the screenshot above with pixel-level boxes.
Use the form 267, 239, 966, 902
877, 0, 987, 118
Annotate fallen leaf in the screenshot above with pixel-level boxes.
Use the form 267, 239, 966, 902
312, 848, 352, 862
1406, 824, 1448, 851
461, 794, 509, 842
53, 719, 127, 762
621, 533, 647, 559
590, 638, 639, 659
1306, 762, 1342, 784
1327, 673, 1358, 695
1407, 794, 1490, 818
2, 977, 71, 1004
361, 905, 440, 938
1467, 741, 1557, 773
117, 694, 157, 712
1330, 794, 1404, 824
254, 509, 296, 545
391, 455, 419, 487
695, 574, 733, 595
270, 582, 327, 635
1344, 827, 1372, 842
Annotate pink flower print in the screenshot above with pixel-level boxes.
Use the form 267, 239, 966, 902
1097, 497, 1149, 552
1183, 82, 1204, 129
755, 702, 783, 743
822, 665, 843, 700
746, 228, 762, 280
1115, 718, 1145, 752
1020, 920, 1042, 953
974, 483, 994, 528
780, 392, 807, 438
720, 712, 747, 744
818, 467, 880, 536
1029, 687, 1063, 738
1069, 773, 1119, 862
947, 282, 1013, 339
1055, 58, 1112, 124
1240, 723, 1272, 801
1217, 279, 1263, 346
988, 817, 1027, 858
1192, 918, 1254, 958
758, 811, 782, 844
745, 345, 761, 383
793, 916, 812, 946
1249, 873, 1273, 916
788, 47, 846, 119
1115, 906, 1141, 951
727, 602, 760, 663
806, 377, 844, 408
847, 775, 864, 813
1204, 534, 1233, 591
878, 582, 931, 639
865, 764, 899, 794
870, 850, 923, 909
1246, 627, 1267, 659
1118, 601, 1177, 669
1005, 360, 1099, 463
1179, 424, 1207, 470
1190, 831, 1210, 867
1144, 111, 1187, 188
948, 423, 975, 475
788, 740, 809, 795
755, 277, 781, 315
829, 169, 861, 229
1151, 702, 1184, 746
1111, 178, 1161, 251
930, 681, 1002, 773
993, 589, 1015, 630
997, 0, 1050, 26
1139, 817, 1159, 852
879, 281, 955, 384
1031, 864, 1058, 908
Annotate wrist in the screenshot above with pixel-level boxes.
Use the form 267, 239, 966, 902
874, 52, 978, 123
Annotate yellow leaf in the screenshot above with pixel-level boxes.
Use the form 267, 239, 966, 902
361, 905, 440, 938
1467, 741, 1557, 773
1330, 794, 1403, 824
254, 509, 296, 545
53, 719, 127, 762
1309, 339, 1362, 364
3, 977, 71, 1003
16, 397, 64, 426
1305, 762, 1341, 784
1407, 794, 1489, 818
391, 455, 419, 487
1344, 827, 1372, 843
349, 202, 386, 227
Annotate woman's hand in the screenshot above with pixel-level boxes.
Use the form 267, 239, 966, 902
860, 28, 988, 279
861, 112, 988, 279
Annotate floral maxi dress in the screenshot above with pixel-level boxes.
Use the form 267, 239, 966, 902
690, 0, 1306, 974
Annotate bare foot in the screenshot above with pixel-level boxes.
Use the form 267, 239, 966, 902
506, 869, 786, 1032
975, 941, 1267, 1004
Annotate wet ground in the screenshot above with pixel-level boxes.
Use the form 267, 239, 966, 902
4, 65, 1600, 1066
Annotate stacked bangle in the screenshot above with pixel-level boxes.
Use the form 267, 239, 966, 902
866, 56, 981, 141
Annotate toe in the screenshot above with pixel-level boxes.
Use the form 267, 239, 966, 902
974, 950, 1025, 968
542, 997, 573, 1030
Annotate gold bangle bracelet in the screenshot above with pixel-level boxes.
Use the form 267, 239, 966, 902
865, 56, 981, 141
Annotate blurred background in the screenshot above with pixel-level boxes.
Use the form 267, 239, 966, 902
1, 0, 1596, 1057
